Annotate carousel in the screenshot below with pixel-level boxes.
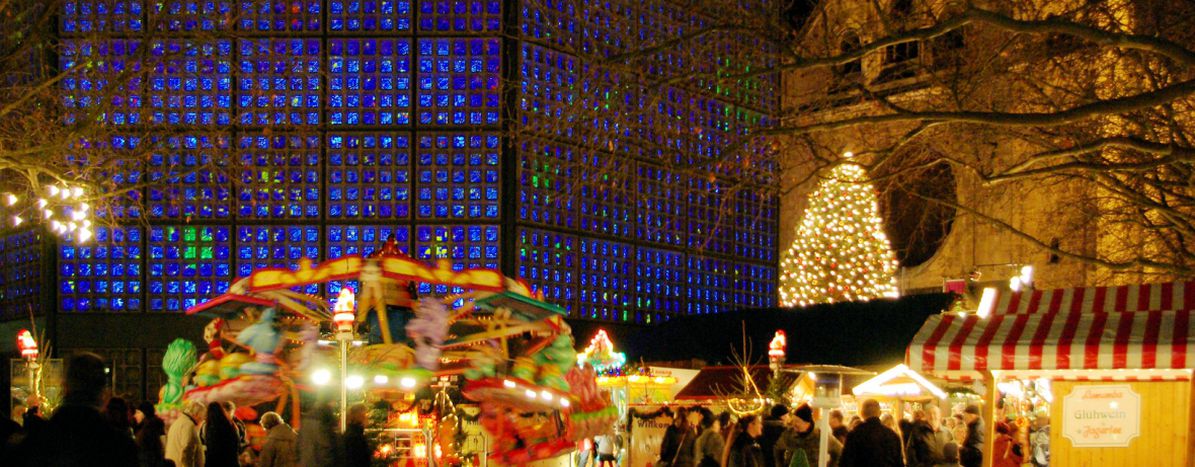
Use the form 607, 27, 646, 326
155, 238, 614, 465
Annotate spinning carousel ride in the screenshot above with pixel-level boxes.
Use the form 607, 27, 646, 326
167, 238, 613, 464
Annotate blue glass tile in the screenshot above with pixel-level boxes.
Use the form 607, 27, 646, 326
237, 39, 321, 126
58, 227, 143, 312
147, 134, 232, 219
236, 133, 321, 219
516, 228, 576, 314
328, 133, 411, 219
59, 39, 142, 126
235, 225, 320, 294
328, 39, 410, 126
418, 0, 500, 33
238, 0, 321, 31
147, 225, 231, 312
415, 133, 499, 220
329, 0, 411, 32
415, 38, 500, 126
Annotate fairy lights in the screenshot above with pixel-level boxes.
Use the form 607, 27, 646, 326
577, 330, 626, 372
779, 156, 900, 306
1, 185, 93, 243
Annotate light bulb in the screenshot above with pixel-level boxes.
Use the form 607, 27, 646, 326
77, 227, 93, 243
71, 186, 84, 198
43, 209, 53, 219
3, 193, 15, 206
36, 198, 47, 209
346, 375, 364, 389
47, 186, 59, 196
12, 216, 23, 226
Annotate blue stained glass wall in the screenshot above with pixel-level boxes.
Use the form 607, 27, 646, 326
148, 39, 233, 126
414, 224, 499, 295
329, 1, 412, 32
237, 133, 321, 219
517, 228, 575, 311
236, 225, 321, 294
325, 224, 411, 295
147, 225, 232, 312
415, 38, 501, 126
418, 0, 500, 33
327, 133, 411, 219
576, 237, 632, 321
147, 134, 232, 219
46, 0, 778, 322
60, 227, 143, 312
237, 38, 321, 126
328, 38, 411, 126
0, 231, 43, 320
415, 133, 500, 219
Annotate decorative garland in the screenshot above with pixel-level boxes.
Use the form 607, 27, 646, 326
628, 406, 674, 420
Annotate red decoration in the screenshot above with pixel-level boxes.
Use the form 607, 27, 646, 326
16, 329, 37, 359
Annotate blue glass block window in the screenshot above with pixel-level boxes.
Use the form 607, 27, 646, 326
518, 44, 577, 138
577, 0, 628, 58
649, 85, 691, 165
415, 38, 500, 126
236, 134, 321, 219
328, 38, 411, 126
1, 231, 43, 321
147, 225, 232, 312
516, 228, 576, 314
418, 0, 500, 33
517, 138, 576, 229
520, 0, 577, 49
687, 176, 732, 255
59, 227, 143, 312
577, 150, 631, 237
237, 39, 321, 126
413, 224, 499, 296
147, 134, 231, 219
326, 225, 411, 296
635, 247, 683, 322
329, 0, 411, 32
328, 133, 411, 219
59, 40, 142, 126
238, 0, 321, 31
149, 1, 231, 31
687, 255, 734, 316
734, 190, 777, 262
148, 39, 233, 126
236, 225, 320, 294
68, 135, 144, 219
415, 133, 500, 219
61, 1, 143, 34
578, 237, 632, 321
637, 164, 685, 247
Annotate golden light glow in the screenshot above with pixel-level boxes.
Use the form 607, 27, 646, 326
779, 162, 900, 306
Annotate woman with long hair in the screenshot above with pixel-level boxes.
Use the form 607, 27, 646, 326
203, 402, 239, 467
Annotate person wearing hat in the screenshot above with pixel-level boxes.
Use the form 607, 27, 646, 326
759, 404, 790, 467
959, 404, 985, 467
775, 404, 842, 467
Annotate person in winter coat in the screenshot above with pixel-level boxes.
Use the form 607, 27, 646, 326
166, 401, 206, 467
135, 401, 167, 467
725, 414, 766, 467
659, 406, 696, 467
906, 405, 953, 467
298, 405, 340, 467
760, 405, 790, 467
828, 409, 849, 446
991, 422, 1023, 467
692, 408, 724, 467
343, 403, 373, 467
960, 405, 985, 467
203, 402, 240, 467
837, 399, 903, 467
775, 404, 842, 467
19, 353, 139, 467
258, 412, 298, 467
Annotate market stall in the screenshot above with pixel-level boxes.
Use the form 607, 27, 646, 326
907, 280, 1195, 467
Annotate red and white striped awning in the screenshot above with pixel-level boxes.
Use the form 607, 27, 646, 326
987, 280, 1195, 315
906, 310, 1195, 374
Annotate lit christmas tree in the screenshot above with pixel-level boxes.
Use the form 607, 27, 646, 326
779, 157, 900, 306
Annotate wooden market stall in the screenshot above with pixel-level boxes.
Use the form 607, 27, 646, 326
907, 280, 1195, 467
851, 363, 947, 423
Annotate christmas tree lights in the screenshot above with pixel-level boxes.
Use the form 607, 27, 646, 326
779, 157, 900, 306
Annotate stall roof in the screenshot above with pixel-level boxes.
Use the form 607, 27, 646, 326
674, 365, 801, 401
982, 280, 1195, 316
908, 309, 1195, 376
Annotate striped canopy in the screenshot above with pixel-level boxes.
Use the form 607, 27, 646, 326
986, 281, 1195, 315
906, 310, 1194, 374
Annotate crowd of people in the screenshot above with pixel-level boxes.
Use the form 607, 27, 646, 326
1, 352, 378, 467
643, 398, 1050, 467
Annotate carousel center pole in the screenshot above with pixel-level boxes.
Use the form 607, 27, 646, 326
333, 288, 358, 432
